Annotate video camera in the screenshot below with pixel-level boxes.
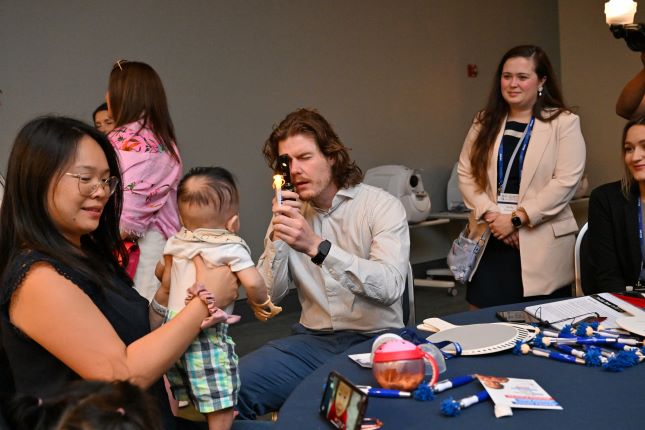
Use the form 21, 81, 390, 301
610, 23, 645, 51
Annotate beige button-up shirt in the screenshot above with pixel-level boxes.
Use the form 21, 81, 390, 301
258, 183, 410, 332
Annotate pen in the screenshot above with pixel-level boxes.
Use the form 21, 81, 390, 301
520, 344, 585, 365
543, 336, 643, 346
441, 390, 491, 417
541, 329, 575, 338
531, 347, 585, 365
555, 344, 607, 366
600, 341, 643, 353
357, 386, 411, 398
583, 336, 643, 346
431, 375, 476, 393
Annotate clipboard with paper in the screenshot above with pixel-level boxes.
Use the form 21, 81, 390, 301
524, 293, 645, 330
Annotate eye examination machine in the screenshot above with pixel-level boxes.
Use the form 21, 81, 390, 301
363, 165, 431, 223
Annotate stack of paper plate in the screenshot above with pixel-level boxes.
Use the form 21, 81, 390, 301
616, 315, 645, 337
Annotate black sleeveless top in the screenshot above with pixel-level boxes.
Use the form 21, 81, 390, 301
0, 250, 175, 428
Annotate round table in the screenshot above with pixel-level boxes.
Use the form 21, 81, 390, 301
276, 301, 644, 429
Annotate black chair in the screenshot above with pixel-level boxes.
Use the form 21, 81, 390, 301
0, 173, 5, 206
574, 222, 590, 296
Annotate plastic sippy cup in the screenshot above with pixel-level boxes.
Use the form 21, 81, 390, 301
372, 339, 439, 391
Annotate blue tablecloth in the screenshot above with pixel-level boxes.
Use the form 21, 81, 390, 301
275, 301, 644, 429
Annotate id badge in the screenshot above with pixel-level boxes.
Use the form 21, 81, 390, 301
497, 193, 518, 214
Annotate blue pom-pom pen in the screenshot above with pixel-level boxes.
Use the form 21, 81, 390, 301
357, 386, 411, 398
520, 344, 585, 365
541, 336, 643, 347
555, 344, 607, 366
602, 341, 642, 352
431, 375, 475, 393
440, 390, 491, 417
541, 329, 563, 338
532, 347, 585, 364
585, 336, 642, 346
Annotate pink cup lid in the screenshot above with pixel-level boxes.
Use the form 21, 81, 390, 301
373, 339, 424, 362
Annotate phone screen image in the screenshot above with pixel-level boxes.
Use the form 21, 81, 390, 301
320, 371, 368, 430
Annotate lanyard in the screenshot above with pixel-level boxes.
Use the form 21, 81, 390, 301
497, 117, 535, 194
638, 198, 645, 285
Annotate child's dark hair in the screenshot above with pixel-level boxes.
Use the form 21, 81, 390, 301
177, 166, 239, 216
3, 380, 162, 430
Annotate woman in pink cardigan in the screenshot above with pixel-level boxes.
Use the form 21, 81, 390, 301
106, 60, 182, 301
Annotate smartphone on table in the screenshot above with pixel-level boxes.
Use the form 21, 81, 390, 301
320, 371, 368, 430
495, 310, 542, 324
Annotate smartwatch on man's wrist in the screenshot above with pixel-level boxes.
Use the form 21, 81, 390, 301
511, 210, 523, 228
311, 239, 331, 266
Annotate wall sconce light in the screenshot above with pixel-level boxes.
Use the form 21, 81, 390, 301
605, 0, 645, 51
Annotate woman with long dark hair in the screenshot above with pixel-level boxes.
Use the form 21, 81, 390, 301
457, 45, 586, 308
106, 60, 182, 301
0, 116, 238, 428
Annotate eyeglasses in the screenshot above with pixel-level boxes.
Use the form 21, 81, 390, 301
65, 173, 119, 197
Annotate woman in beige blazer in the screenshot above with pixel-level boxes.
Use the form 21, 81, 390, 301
458, 45, 586, 308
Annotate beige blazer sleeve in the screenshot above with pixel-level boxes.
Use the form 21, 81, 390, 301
517, 112, 586, 226
520, 112, 585, 296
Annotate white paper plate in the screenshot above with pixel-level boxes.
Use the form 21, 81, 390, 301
418, 318, 537, 356
616, 315, 645, 337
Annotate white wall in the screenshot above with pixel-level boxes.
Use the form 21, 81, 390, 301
0, 1, 561, 262
559, 0, 645, 192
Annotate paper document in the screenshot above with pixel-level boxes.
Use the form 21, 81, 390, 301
348, 353, 372, 368
525, 293, 645, 329
477, 375, 562, 410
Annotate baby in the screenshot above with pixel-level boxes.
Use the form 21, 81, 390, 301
155, 166, 281, 430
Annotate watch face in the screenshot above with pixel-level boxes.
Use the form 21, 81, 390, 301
312, 240, 332, 265
319, 239, 331, 255
512, 216, 522, 227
